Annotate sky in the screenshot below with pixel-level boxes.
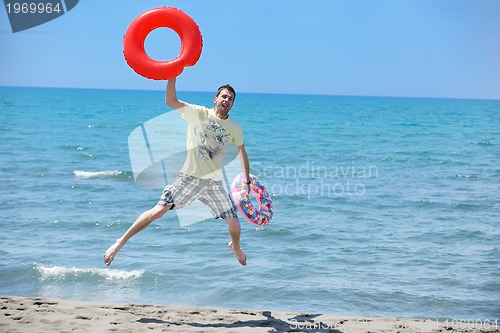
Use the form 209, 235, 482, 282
1, 0, 499, 99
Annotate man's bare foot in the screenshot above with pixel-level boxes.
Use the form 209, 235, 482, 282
103, 241, 123, 266
228, 241, 247, 266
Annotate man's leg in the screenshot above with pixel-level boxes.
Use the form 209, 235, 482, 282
103, 204, 172, 266
225, 217, 247, 266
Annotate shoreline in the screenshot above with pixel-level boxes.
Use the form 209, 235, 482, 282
1, 296, 498, 332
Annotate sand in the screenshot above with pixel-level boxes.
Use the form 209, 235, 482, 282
1, 296, 498, 333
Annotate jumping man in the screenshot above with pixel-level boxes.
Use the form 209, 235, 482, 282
103, 77, 250, 266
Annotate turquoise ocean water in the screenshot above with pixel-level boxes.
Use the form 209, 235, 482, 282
0, 87, 499, 320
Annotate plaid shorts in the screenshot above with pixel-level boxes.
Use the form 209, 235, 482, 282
158, 173, 238, 219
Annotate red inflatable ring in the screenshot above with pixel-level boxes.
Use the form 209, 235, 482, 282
123, 7, 203, 80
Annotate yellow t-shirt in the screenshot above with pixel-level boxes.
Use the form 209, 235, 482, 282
180, 103, 244, 181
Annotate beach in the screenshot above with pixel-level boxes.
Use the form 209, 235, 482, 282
1, 88, 499, 325
1, 296, 498, 333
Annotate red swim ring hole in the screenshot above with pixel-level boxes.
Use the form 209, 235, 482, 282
123, 7, 203, 80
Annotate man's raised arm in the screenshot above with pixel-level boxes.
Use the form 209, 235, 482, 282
165, 77, 187, 110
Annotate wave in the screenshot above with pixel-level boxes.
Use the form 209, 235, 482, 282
455, 202, 481, 210
35, 264, 145, 281
475, 140, 494, 146
73, 170, 133, 180
453, 173, 480, 180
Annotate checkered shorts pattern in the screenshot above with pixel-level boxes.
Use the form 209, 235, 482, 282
158, 173, 238, 219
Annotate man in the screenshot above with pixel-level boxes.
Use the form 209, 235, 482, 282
104, 77, 250, 266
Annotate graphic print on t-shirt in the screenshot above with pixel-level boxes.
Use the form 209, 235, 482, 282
194, 119, 230, 160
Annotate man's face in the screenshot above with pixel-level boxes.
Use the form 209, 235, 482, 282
214, 89, 235, 113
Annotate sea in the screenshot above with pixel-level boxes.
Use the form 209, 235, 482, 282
0, 86, 499, 321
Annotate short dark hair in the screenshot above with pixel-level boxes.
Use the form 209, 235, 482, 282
216, 84, 236, 100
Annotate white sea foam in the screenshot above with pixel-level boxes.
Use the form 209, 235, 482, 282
35, 264, 145, 281
73, 170, 128, 179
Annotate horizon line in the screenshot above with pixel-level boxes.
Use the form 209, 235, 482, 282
1, 84, 499, 102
